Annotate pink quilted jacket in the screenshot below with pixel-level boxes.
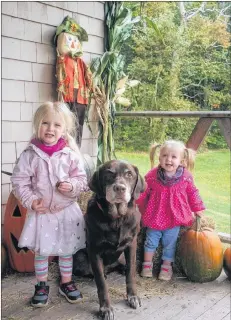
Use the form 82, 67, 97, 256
11, 143, 88, 213
136, 167, 206, 230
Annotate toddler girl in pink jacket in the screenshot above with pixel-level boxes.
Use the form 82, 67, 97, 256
136, 140, 205, 280
11, 101, 89, 307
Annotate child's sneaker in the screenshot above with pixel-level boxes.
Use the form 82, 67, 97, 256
31, 281, 49, 307
158, 264, 173, 281
59, 281, 83, 303
140, 263, 153, 278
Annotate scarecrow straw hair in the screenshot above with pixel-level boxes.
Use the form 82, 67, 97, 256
91, 85, 108, 127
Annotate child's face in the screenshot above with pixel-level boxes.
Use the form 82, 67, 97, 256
159, 147, 183, 175
39, 111, 65, 146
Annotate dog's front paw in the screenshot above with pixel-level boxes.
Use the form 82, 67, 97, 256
99, 306, 114, 320
127, 295, 141, 309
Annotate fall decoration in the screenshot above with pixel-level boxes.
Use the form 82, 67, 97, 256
179, 216, 223, 282
54, 16, 93, 147
3, 192, 54, 273
223, 247, 231, 280
136, 215, 216, 277
54, 16, 88, 45
88, 2, 140, 165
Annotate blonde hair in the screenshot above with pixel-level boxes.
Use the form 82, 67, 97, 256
32, 101, 80, 154
150, 140, 196, 171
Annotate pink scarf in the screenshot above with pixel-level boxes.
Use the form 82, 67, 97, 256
31, 138, 67, 156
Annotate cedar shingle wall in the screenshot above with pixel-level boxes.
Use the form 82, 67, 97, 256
1, 1, 105, 224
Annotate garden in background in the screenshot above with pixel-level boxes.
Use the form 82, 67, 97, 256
90, 2, 230, 234
108, 2, 230, 235
115, 149, 230, 234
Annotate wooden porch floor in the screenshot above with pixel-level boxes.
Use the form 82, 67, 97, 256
1, 269, 230, 320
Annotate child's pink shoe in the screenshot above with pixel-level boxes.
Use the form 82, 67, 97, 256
158, 264, 173, 281
140, 262, 153, 278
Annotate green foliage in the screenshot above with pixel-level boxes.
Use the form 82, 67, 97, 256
206, 122, 228, 149
89, 2, 140, 165
114, 117, 154, 151
165, 118, 197, 143
114, 1, 230, 151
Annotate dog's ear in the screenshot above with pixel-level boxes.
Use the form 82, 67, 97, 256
88, 167, 104, 196
132, 166, 146, 200
88, 170, 99, 193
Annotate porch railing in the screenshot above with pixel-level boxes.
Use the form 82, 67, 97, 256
115, 111, 231, 151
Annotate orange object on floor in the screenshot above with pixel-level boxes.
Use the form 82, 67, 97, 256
3, 192, 54, 272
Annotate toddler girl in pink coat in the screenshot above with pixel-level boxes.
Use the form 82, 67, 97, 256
136, 140, 205, 280
11, 101, 89, 307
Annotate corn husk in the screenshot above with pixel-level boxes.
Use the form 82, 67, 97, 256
116, 76, 128, 90
115, 96, 131, 107
127, 80, 140, 87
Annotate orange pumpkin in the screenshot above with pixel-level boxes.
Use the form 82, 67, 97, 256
180, 217, 223, 283
3, 192, 53, 272
223, 247, 231, 280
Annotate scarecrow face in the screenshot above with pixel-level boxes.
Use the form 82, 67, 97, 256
57, 32, 82, 56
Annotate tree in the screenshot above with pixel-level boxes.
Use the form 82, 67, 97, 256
114, 1, 230, 151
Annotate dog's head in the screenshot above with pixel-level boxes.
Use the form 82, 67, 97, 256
89, 160, 145, 204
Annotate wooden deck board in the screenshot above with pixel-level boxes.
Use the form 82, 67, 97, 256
196, 293, 231, 320
221, 314, 231, 320
1, 271, 230, 320
168, 290, 229, 320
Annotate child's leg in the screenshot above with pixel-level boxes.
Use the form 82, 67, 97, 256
31, 254, 49, 307
34, 254, 49, 282
59, 255, 73, 284
58, 255, 83, 303
159, 226, 180, 281
141, 228, 162, 277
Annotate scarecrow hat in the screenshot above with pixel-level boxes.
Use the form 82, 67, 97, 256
54, 16, 88, 45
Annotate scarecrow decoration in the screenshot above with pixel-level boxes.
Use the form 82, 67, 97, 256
54, 16, 93, 147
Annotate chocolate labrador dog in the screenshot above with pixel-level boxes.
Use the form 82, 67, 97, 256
85, 160, 145, 320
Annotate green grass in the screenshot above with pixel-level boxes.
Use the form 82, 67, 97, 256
115, 150, 230, 234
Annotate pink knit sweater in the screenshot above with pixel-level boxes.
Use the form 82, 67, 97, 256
136, 167, 205, 230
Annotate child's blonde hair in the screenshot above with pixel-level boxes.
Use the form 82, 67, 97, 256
33, 101, 80, 154
150, 140, 196, 171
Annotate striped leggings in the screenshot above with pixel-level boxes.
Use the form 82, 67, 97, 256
35, 254, 73, 282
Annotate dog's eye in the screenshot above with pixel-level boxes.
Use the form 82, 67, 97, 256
125, 171, 133, 178
104, 170, 116, 181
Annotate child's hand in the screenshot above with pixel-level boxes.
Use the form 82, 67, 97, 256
56, 181, 73, 193
32, 199, 47, 213
195, 211, 204, 218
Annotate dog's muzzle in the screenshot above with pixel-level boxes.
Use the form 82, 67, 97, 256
113, 183, 126, 193
106, 183, 131, 203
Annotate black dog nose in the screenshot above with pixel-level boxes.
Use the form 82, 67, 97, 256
113, 184, 126, 193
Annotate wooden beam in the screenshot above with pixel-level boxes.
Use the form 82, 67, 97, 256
115, 111, 231, 118
218, 118, 231, 150
186, 118, 214, 151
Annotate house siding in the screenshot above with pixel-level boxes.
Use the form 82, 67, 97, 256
1, 1, 104, 226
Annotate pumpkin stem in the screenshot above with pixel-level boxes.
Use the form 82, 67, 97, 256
196, 215, 201, 232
